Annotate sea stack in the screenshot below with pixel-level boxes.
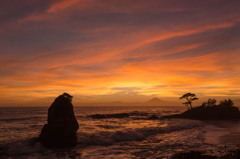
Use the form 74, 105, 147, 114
39, 93, 79, 148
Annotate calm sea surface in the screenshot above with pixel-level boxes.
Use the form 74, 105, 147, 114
0, 106, 239, 159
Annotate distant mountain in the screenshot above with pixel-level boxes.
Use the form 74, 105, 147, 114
78, 97, 163, 106
143, 97, 163, 106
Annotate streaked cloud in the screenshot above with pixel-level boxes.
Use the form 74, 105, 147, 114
0, 0, 240, 106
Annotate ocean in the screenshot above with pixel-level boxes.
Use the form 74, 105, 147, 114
0, 106, 240, 159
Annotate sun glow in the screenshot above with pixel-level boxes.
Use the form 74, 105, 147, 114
0, 0, 240, 106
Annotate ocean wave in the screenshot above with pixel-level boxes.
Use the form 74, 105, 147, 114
78, 121, 202, 146
0, 138, 47, 158
0, 116, 44, 122
128, 111, 149, 116
96, 125, 123, 129
0, 119, 203, 158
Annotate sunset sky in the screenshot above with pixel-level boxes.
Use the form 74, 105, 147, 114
1, 0, 240, 106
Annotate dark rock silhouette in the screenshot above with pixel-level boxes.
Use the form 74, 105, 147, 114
171, 150, 217, 159
39, 93, 79, 148
148, 115, 159, 120
163, 99, 240, 120
171, 149, 240, 159
89, 113, 129, 119
220, 149, 240, 159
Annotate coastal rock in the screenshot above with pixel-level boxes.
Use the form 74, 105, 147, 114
171, 150, 217, 159
89, 113, 129, 119
39, 93, 79, 148
171, 149, 240, 159
162, 105, 240, 120
148, 115, 159, 120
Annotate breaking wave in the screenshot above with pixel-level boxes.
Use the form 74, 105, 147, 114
0, 138, 47, 158
78, 120, 202, 146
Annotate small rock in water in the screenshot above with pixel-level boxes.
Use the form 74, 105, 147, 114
89, 113, 129, 119
39, 93, 79, 148
148, 115, 159, 120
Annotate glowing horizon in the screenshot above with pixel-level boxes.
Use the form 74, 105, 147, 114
0, 0, 240, 106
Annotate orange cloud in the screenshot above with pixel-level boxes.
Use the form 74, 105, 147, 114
1, 0, 240, 106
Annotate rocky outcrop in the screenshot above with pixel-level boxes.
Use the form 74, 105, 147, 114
88, 113, 129, 119
171, 149, 240, 159
162, 105, 240, 120
39, 93, 79, 148
171, 150, 217, 159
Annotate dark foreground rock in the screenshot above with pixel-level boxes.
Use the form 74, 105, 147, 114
220, 149, 240, 159
171, 151, 217, 159
162, 105, 240, 120
39, 93, 79, 148
171, 149, 240, 159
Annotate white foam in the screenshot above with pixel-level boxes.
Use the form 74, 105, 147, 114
78, 120, 201, 146
7, 138, 47, 156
